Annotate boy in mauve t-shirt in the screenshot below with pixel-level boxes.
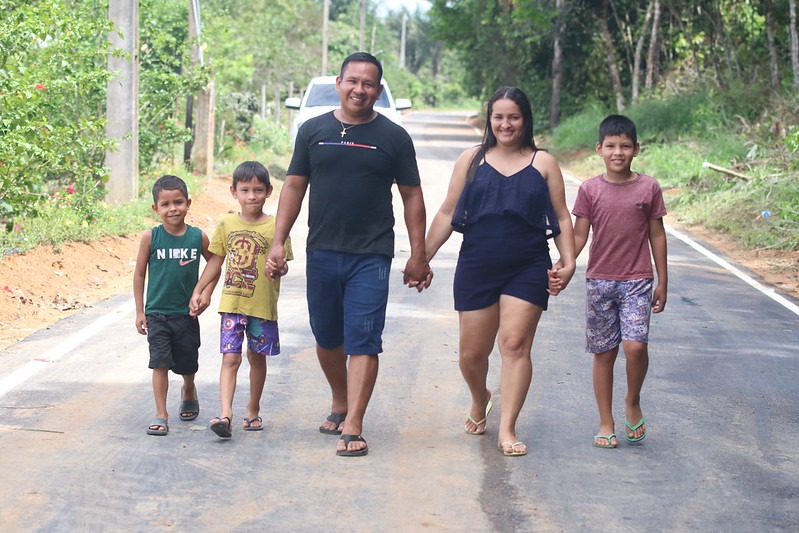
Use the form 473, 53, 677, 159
572, 114, 668, 449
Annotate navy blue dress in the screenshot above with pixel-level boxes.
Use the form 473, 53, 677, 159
450, 155, 560, 311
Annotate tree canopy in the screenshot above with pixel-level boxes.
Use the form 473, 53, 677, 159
1, 0, 797, 224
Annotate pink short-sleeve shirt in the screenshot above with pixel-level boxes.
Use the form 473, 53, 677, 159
572, 172, 666, 280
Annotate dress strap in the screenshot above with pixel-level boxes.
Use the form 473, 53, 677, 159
530, 150, 538, 165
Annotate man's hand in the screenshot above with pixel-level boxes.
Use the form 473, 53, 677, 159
266, 242, 287, 279
402, 255, 432, 292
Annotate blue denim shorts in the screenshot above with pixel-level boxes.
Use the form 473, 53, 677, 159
585, 278, 653, 353
306, 250, 391, 355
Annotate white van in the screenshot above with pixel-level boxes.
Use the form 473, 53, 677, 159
284, 76, 412, 146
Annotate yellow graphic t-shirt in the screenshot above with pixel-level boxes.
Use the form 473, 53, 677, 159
209, 213, 293, 320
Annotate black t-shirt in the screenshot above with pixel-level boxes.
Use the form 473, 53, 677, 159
287, 111, 421, 257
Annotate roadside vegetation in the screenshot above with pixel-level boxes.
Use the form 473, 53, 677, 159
1, 0, 797, 257
550, 86, 799, 252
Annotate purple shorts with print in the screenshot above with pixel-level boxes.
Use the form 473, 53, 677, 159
585, 278, 653, 353
219, 313, 280, 356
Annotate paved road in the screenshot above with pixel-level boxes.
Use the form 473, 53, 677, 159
0, 112, 797, 532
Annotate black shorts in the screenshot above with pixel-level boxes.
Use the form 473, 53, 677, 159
454, 216, 551, 311
146, 313, 201, 375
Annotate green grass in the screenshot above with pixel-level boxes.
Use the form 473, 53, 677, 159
549, 107, 606, 150
1, 198, 154, 255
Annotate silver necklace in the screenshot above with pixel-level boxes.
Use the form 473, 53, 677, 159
338, 112, 375, 138
339, 120, 361, 138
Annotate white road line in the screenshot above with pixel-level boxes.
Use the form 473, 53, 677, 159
563, 174, 799, 317
666, 226, 799, 316
0, 299, 132, 399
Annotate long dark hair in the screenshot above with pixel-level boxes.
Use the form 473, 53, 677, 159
466, 86, 538, 181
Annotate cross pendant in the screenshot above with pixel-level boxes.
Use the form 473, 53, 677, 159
340, 128, 347, 138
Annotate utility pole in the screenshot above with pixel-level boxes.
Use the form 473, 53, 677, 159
360, 0, 367, 51
322, 0, 329, 75
104, 0, 139, 204
189, 0, 214, 176
399, 13, 407, 69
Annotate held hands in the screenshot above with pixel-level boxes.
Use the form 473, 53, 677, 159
547, 259, 576, 296
266, 258, 289, 279
266, 242, 287, 279
189, 291, 210, 317
402, 255, 433, 292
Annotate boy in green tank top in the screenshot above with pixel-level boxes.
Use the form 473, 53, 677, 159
133, 175, 217, 436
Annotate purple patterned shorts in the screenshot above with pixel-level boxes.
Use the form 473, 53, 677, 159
219, 313, 280, 356
585, 278, 653, 353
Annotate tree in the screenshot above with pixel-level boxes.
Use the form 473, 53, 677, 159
631, 0, 653, 103
766, 0, 780, 89
430, 1, 552, 102
644, 0, 661, 89
790, 0, 799, 89
550, 0, 566, 126
137, 0, 210, 169
597, 0, 626, 111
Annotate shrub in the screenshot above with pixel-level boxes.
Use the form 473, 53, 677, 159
0, 0, 116, 220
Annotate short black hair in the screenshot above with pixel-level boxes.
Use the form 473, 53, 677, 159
152, 175, 189, 203
598, 114, 637, 145
340, 52, 383, 81
232, 160, 271, 188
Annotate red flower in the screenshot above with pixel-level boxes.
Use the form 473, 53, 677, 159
35, 83, 46, 90
66, 184, 76, 194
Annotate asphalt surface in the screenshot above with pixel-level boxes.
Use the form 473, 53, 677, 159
0, 111, 797, 532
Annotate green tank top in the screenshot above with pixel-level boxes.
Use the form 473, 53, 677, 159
145, 225, 202, 315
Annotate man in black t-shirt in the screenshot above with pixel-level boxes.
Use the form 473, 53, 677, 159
267, 52, 431, 457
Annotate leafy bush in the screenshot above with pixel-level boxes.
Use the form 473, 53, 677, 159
249, 116, 292, 157
785, 126, 799, 156
0, 0, 116, 221
138, 0, 212, 169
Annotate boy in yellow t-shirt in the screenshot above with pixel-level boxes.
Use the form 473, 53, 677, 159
191, 161, 293, 438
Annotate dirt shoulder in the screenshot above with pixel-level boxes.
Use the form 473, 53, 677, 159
0, 174, 240, 350
1, 169, 797, 351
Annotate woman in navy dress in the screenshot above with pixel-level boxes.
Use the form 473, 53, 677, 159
425, 87, 576, 456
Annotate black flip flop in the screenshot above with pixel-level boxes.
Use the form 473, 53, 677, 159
319, 412, 346, 435
210, 416, 232, 438
179, 387, 199, 421
243, 416, 264, 431
336, 434, 368, 457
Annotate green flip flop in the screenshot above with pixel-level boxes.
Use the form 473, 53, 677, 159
625, 418, 647, 442
594, 433, 617, 448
